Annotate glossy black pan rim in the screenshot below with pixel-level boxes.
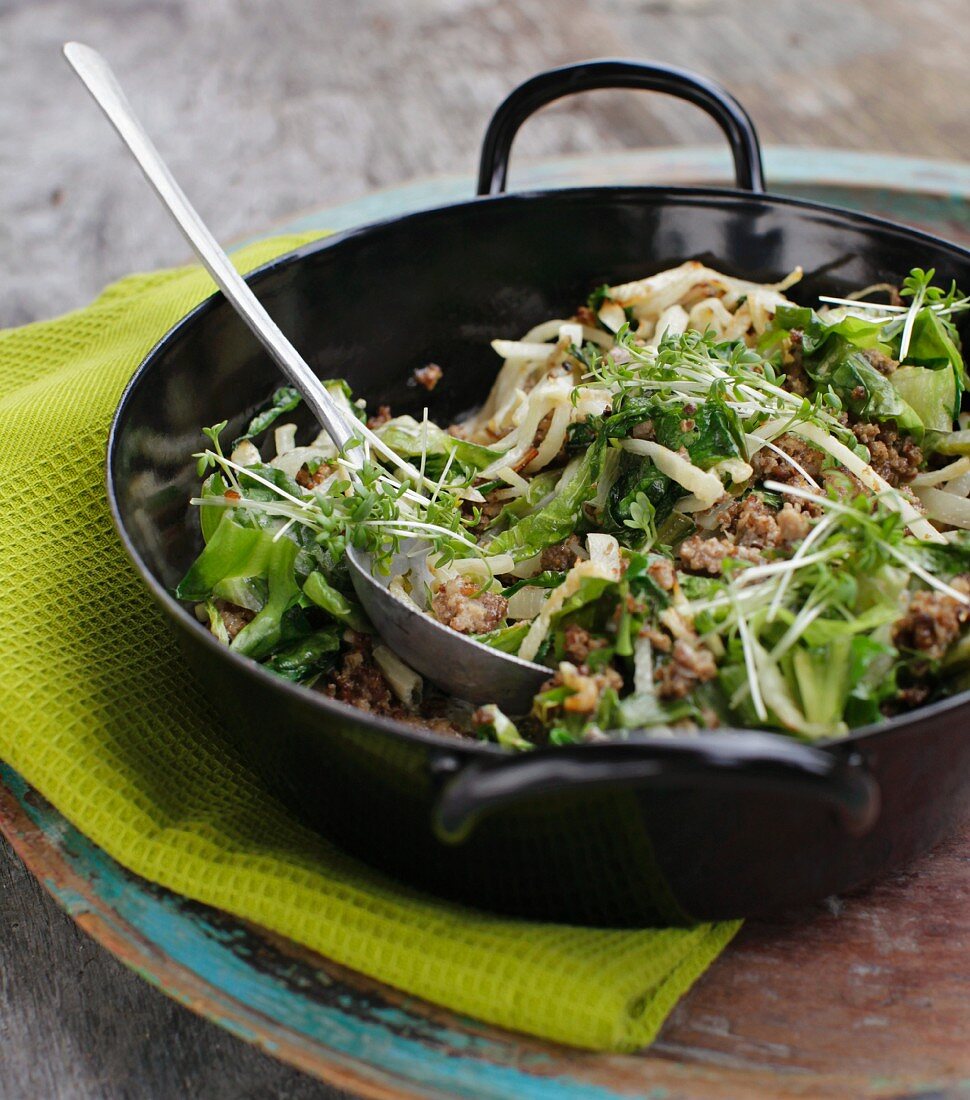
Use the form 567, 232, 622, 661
106, 182, 970, 759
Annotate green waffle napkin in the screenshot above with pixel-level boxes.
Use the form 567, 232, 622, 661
0, 233, 739, 1053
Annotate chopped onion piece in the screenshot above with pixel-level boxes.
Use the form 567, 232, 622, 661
711, 458, 753, 485
506, 585, 550, 620
271, 446, 333, 479
230, 439, 261, 467
586, 533, 622, 580
574, 387, 613, 419
509, 552, 544, 579
647, 304, 689, 347
597, 301, 627, 333
274, 423, 297, 457
443, 553, 516, 580
373, 644, 423, 706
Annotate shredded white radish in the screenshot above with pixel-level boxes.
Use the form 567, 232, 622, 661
944, 471, 970, 498
608, 261, 801, 319
479, 375, 575, 475
491, 339, 558, 361
525, 401, 572, 473
911, 457, 970, 487
494, 465, 530, 494
686, 297, 734, 338
620, 438, 725, 508
633, 635, 654, 695
518, 556, 616, 662
647, 304, 689, 347
914, 487, 970, 530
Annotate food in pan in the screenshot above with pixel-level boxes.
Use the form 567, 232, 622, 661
178, 262, 970, 747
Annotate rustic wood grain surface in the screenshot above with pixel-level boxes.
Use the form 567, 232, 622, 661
2, 1, 969, 1097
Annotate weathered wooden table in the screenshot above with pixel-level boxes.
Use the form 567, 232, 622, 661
3, 2, 969, 1096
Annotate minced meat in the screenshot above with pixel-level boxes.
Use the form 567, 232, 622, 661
295, 461, 335, 489
540, 537, 581, 572
327, 632, 466, 734
540, 662, 623, 714
412, 363, 443, 391
366, 405, 393, 430
782, 329, 811, 396
851, 422, 923, 487
714, 495, 810, 550
327, 631, 397, 715
776, 503, 810, 543
431, 576, 508, 635
647, 557, 676, 591
214, 599, 254, 640
863, 349, 898, 376
561, 624, 605, 664
892, 577, 970, 661
678, 534, 763, 575
655, 637, 719, 699
721, 495, 779, 548
750, 433, 825, 485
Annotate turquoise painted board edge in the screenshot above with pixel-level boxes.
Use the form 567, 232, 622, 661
1, 763, 632, 1100
260, 146, 970, 238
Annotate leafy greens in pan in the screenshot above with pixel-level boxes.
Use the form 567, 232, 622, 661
179, 262, 970, 748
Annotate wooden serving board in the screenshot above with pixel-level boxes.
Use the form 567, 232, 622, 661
4, 149, 970, 1099
3, 765, 969, 1099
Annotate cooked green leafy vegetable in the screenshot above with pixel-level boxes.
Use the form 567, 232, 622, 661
179, 263, 970, 744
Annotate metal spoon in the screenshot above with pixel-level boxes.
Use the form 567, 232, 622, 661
65, 42, 549, 713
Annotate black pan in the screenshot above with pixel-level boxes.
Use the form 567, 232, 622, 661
108, 61, 970, 927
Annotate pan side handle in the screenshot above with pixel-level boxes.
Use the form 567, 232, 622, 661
476, 58, 765, 197
433, 732, 878, 844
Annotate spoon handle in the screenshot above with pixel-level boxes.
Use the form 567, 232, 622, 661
63, 42, 354, 453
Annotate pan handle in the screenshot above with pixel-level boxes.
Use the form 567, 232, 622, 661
433, 733, 878, 843
477, 58, 765, 197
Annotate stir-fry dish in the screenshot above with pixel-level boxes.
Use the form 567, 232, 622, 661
179, 262, 970, 747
